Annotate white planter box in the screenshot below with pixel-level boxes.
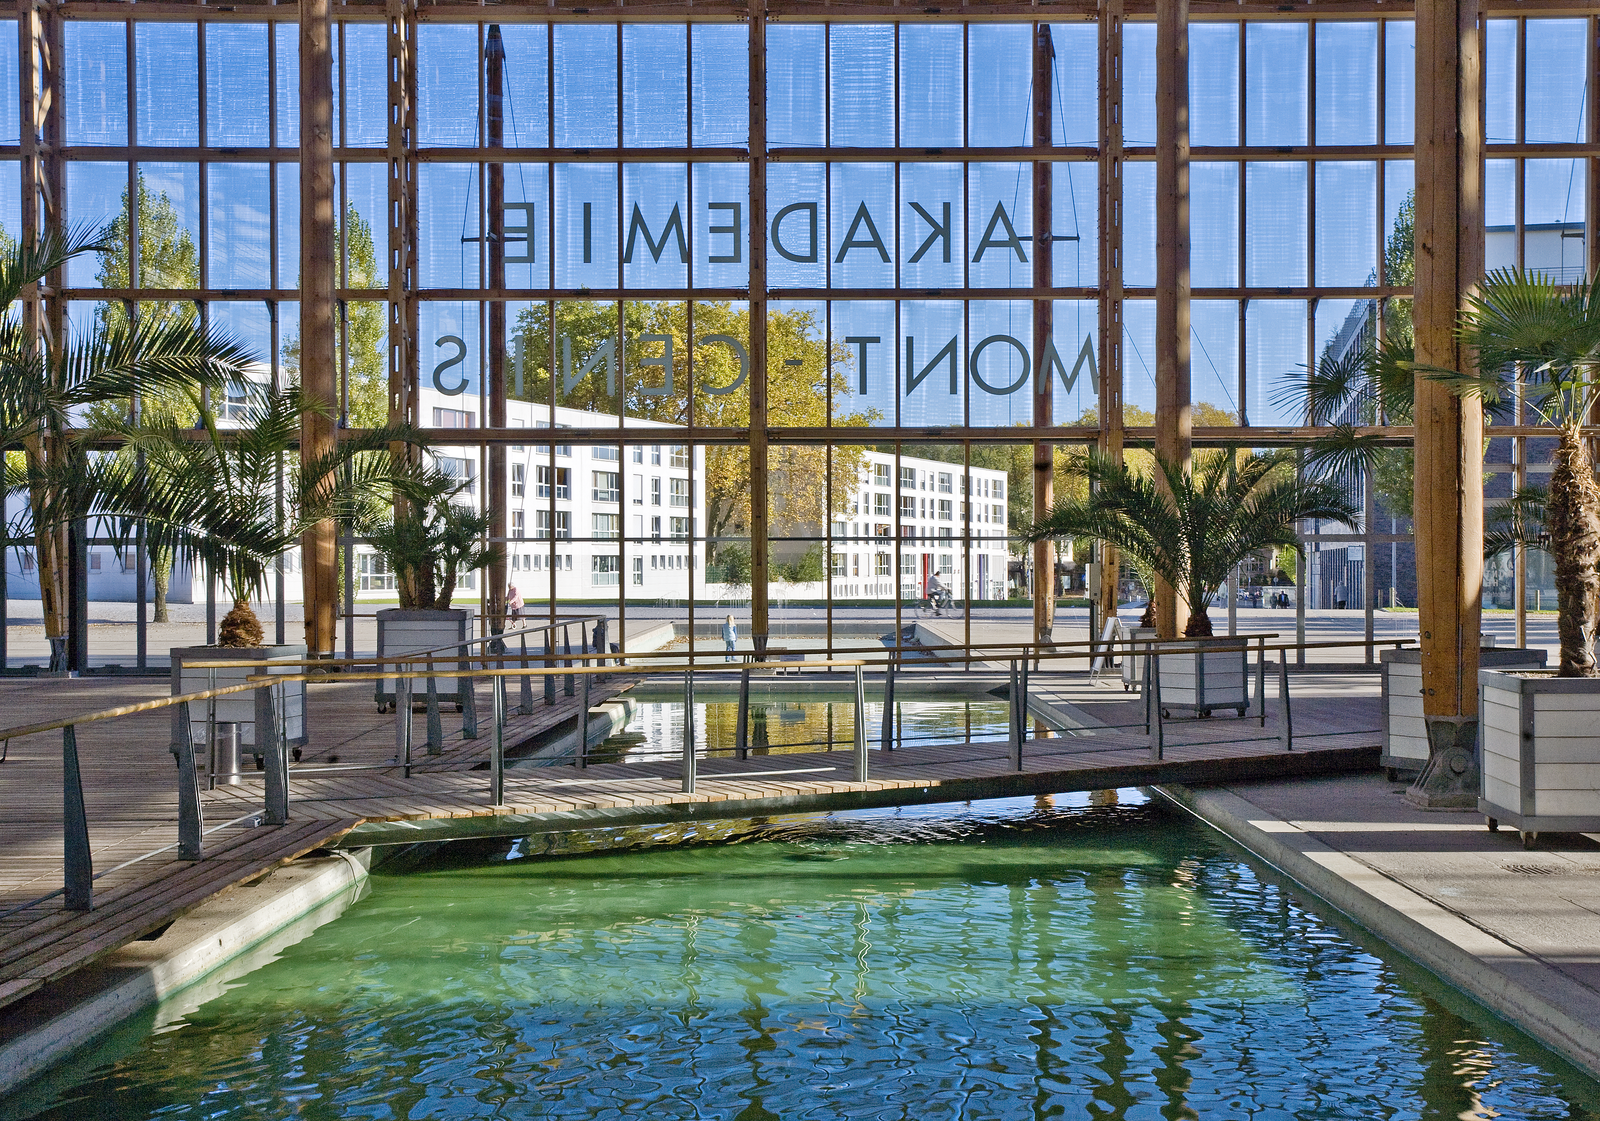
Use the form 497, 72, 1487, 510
1120, 627, 1158, 692
171, 644, 308, 756
1156, 637, 1251, 717
1381, 648, 1548, 778
375, 608, 472, 711
1479, 669, 1600, 842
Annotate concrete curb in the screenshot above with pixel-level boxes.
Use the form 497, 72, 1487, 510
1155, 782, 1600, 1080
0, 848, 371, 1099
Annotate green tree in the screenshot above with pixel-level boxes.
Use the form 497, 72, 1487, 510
283, 205, 387, 426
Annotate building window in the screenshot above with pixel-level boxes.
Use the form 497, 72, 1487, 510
874, 523, 891, 538
670, 516, 690, 540
875, 553, 891, 576
536, 510, 571, 539
651, 445, 662, 465
993, 504, 1004, 525
593, 446, 619, 461
432, 407, 475, 428
651, 515, 662, 542
592, 555, 620, 586
994, 480, 1005, 499
938, 472, 953, 493
650, 477, 662, 506
939, 554, 953, 575
512, 511, 525, 539
851, 554, 860, 576
900, 465, 916, 489
874, 463, 891, 487
899, 495, 916, 518
435, 456, 476, 494
874, 493, 890, 517
938, 499, 953, 520
592, 471, 619, 502
633, 556, 644, 585
670, 478, 691, 508
669, 445, 689, 468
900, 553, 916, 575
632, 474, 644, 503
536, 466, 570, 500
831, 552, 847, 577
511, 463, 525, 498
592, 513, 619, 540
358, 553, 395, 591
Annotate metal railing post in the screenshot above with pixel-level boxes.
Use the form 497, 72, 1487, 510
1008, 659, 1022, 766
1146, 648, 1164, 761
520, 632, 535, 714
736, 666, 750, 760
544, 639, 556, 706
853, 664, 868, 782
257, 682, 288, 825
880, 658, 896, 754
397, 673, 413, 778
175, 700, 203, 860
460, 641, 479, 739
594, 619, 607, 681
1256, 636, 1268, 726
63, 725, 92, 911
206, 667, 218, 791
564, 627, 575, 697
681, 669, 696, 793
425, 669, 444, 755
491, 673, 505, 806
578, 670, 591, 768
1278, 657, 1294, 751
1015, 658, 1028, 772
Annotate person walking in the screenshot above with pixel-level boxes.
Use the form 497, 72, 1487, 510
506, 583, 524, 621
723, 614, 738, 661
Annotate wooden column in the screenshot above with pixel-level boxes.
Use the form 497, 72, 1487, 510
1409, 0, 1484, 808
386, 0, 416, 433
748, 0, 769, 648
486, 25, 508, 631
1098, 0, 1125, 621
1154, 0, 1191, 639
1033, 24, 1055, 645
301, 0, 338, 657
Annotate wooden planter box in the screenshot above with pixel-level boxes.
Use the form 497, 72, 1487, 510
171, 644, 309, 763
375, 608, 472, 711
1381, 647, 1547, 779
1156, 636, 1250, 717
1480, 669, 1600, 844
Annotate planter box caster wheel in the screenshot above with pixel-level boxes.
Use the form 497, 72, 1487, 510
292, 747, 302, 762
456, 704, 464, 713
1521, 830, 1538, 850
1161, 708, 1172, 719
1486, 816, 1499, 833
1235, 705, 1247, 717
1385, 767, 1399, 783
254, 754, 265, 771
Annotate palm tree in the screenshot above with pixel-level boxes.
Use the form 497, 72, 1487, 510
1024, 449, 1359, 638
359, 468, 497, 612
0, 228, 257, 668
1442, 270, 1600, 677
114, 384, 422, 646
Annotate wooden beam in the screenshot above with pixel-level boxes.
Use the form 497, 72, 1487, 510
486, 24, 509, 632
1098, 0, 1125, 622
748, 0, 769, 648
300, 0, 338, 658
1154, 0, 1191, 639
1033, 22, 1055, 644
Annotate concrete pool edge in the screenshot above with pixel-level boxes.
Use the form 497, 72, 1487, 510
0, 849, 371, 1099
1153, 781, 1600, 1081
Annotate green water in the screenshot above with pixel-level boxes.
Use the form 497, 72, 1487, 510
13, 794, 1600, 1120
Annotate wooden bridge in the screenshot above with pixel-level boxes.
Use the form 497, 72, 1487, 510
0, 643, 1387, 1016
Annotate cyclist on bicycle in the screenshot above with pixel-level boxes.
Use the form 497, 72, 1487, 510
925, 573, 948, 616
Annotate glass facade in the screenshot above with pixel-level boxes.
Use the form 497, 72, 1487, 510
3, 6, 1595, 664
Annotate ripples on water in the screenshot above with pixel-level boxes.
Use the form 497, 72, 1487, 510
13, 794, 1600, 1120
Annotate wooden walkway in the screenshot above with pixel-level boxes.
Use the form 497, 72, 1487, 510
0, 668, 1380, 1015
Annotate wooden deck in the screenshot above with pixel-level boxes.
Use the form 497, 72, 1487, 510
0, 667, 1381, 1015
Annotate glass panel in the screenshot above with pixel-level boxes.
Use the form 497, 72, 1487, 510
766, 298, 830, 432
1191, 161, 1239, 289
694, 162, 750, 290
622, 299, 687, 424
1051, 163, 1097, 288
205, 24, 269, 147
621, 164, 689, 290
419, 163, 482, 290
344, 300, 389, 426
767, 25, 825, 148
1121, 299, 1156, 423
1189, 23, 1238, 148
343, 161, 388, 290
1245, 161, 1307, 287
341, 24, 388, 148
277, 167, 300, 289
1524, 20, 1588, 144
208, 301, 272, 376
691, 25, 748, 148
899, 25, 963, 149
67, 22, 128, 146
1315, 22, 1376, 147
66, 163, 130, 288
1246, 299, 1306, 426
767, 162, 826, 289
967, 163, 1032, 290
418, 25, 480, 147
1122, 23, 1156, 147
1122, 161, 1156, 288
1245, 23, 1307, 147
135, 23, 198, 146
1484, 20, 1516, 144
695, 299, 751, 427
207, 164, 271, 289
1050, 24, 1098, 147
830, 25, 893, 147
554, 25, 618, 149
624, 25, 687, 148
501, 25, 550, 149
900, 298, 966, 427
131, 164, 201, 293
830, 301, 895, 425
508, 298, 551, 419
0, 21, 17, 145
552, 298, 618, 418
1048, 299, 1099, 425
1191, 300, 1239, 425
1315, 162, 1377, 287
498, 163, 550, 291
828, 163, 894, 289
553, 164, 618, 290
275, 23, 299, 147
1524, 159, 1587, 284
0, 160, 20, 247
421, 300, 482, 403
967, 25, 1031, 147
1383, 160, 1414, 287
1383, 21, 1414, 146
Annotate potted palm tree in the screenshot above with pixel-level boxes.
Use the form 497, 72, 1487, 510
1437, 270, 1600, 842
1026, 448, 1358, 715
0, 228, 257, 671
360, 469, 497, 712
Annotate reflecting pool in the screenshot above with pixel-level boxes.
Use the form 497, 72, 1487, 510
11, 794, 1600, 1120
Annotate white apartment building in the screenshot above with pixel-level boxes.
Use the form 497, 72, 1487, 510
829, 451, 1012, 603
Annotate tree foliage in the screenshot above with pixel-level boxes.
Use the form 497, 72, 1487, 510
283, 205, 387, 426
